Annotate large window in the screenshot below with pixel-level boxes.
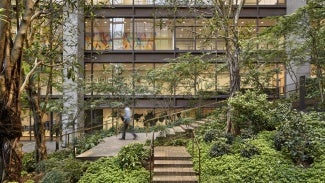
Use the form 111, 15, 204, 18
196, 19, 216, 51
85, 18, 112, 51
95, 18, 112, 50
175, 19, 196, 50
134, 63, 155, 95
85, 16, 279, 52
155, 19, 173, 50
134, 0, 154, 5
113, 0, 133, 5
113, 18, 133, 50
85, 0, 111, 5
134, 19, 154, 50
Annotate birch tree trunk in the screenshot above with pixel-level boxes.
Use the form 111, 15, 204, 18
214, 0, 244, 134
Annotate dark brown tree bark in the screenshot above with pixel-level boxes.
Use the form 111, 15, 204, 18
0, 0, 38, 182
26, 78, 48, 162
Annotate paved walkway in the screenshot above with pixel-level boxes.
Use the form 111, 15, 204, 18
22, 140, 61, 153
76, 132, 155, 159
22, 132, 155, 158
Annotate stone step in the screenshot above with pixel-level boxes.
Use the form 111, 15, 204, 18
154, 146, 191, 160
153, 146, 198, 183
189, 122, 200, 128
153, 167, 196, 176
173, 126, 186, 133
195, 120, 206, 125
154, 159, 193, 168
156, 131, 167, 140
165, 128, 176, 137
180, 124, 194, 132
152, 175, 198, 183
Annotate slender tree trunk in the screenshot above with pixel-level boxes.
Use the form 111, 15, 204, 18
26, 79, 47, 162
219, 0, 244, 135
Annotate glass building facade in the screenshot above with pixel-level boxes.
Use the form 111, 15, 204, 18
22, 0, 292, 138
82, 0, 287, 131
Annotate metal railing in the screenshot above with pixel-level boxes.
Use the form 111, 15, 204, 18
192, 130, 201, 183
149, 131, 155, 183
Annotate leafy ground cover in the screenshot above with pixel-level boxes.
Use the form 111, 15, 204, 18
77, 143, 150, 183
21, 91, 325, 183
187, 91, 325, 183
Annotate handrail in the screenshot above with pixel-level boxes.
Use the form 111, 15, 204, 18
149, 131, 155, 183
143, 100, 227, 135
192, 130, 201, 183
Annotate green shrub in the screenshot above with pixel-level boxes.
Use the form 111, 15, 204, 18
35, 158, 61, 173
40, 169, 67, 183
22, 152, 36, 172
48, 149, 73, 159
190, 131, 324, 183
36, 157, 89, 183
163, 138, 189, 146
203, 129, 220, 143
274, 111, 316, 166
116, 143, 150, 170
78, 157, 150, 183
79, 143, 150, 182
209, 139, 231, 158
240, 142, 260, 158
240, 128, 255, 139
228, 90, 277, 134
75, 129, 115, 154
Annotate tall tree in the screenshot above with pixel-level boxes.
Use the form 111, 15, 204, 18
187, 0, 245, 134
261, 0, 324, 102
214, 0, 245, 134
22, 0, 65, 163
0, 0, 77, 181
0, 0, 39, 181
164, 0, 245, 134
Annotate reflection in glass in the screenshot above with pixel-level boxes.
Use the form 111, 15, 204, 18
258, 0, 278, 5
89, 0, 111, 5
113, 0, 133, 5
134, 19, 154, 50
113, 18, 133, 50
134, 0, 154, 5
94, 19, 112, 50
155, 19, 173, 50
175, 19, 196, 50
85, 19, 91, 50
245, 0, 257, 5
134, 63, 154, 95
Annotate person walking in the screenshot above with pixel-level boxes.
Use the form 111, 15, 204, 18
119, 104, 137, 140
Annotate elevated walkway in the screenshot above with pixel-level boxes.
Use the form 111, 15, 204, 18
76, 132, 155, 160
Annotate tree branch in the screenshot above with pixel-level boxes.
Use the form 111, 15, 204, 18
20, 58, 42, 93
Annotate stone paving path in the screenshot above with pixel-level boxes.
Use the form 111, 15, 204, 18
22, 140, 61, 153
76, 132, 155, 160
22, 132, 155, 159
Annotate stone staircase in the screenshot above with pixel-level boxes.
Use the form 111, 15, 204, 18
156, 120, 208, 140
152, 119, 209, 183
152, 146, 198, 183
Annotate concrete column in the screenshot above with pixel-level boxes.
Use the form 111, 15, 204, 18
285, 0, 309, 96
62, 0, 84, 147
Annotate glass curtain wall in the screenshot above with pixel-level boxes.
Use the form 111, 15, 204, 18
86, 0, 286, 6
134, 19, 154, 50
113, 18, 133, 50
85, 18, 281, 52
83, 0, 287, 129
155, 18, 173, 50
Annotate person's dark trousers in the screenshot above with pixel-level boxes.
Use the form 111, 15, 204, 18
121, 122, 129, 139
121, 121, 137, 140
